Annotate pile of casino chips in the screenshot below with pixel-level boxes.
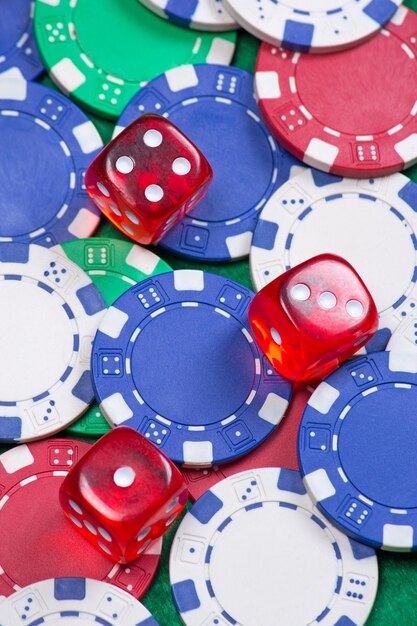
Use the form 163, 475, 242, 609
1, 0, 417, 624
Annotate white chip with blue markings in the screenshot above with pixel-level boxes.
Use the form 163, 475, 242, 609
223, 0, 403, 52
250, 169, 417, 351
138, 0, 237, 31
0, 243, 106, 443
0, 577, 159, 625
170, 467, 379, 626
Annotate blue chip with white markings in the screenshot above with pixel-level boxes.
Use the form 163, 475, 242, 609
170, 468, 379, 626
0, 0, 44, 80
0, 243, 106, 443
299, 350, 417, 552
92, 270, 292, 466
138, 0, 238, 31
116, 64, 303, 262
223, 0, 403, 53
0, 79, 103, 247
0, 577, 159, 624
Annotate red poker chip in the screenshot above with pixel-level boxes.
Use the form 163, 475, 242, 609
182, 384, 313, 502
255, 7, 417, 178
0, 439, 162, 598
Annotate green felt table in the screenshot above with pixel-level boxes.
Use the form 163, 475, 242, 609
3, 5, 417, 623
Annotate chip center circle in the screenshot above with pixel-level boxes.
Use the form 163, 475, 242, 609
0, 281, 74, 401
130, 305, 255, 425
209, 503, 338, 625
286, 195, 415, 315
296, 33, 417, 135
339, 385, 417, 509
0, 116, 70, 238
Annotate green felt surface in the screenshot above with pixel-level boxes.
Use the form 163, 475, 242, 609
7, 10, 417, 624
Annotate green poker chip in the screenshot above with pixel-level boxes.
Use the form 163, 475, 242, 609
67, 405, 111, 438
34, 0, 237, 119
56, 237, 172, 437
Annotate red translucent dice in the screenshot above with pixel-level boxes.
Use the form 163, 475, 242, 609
85, 113, 213, 244
249, 254, 378, 381
59, 427, 188, 564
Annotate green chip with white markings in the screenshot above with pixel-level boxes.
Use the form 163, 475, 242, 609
34, 0, 237, 119
56, 237, 172, 436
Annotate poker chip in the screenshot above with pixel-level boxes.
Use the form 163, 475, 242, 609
183, 384, 313, 501
92, 270, 293, 466
255, 7, 417, 178
57, 237, 172, 305
138, 0, 238, 31
387, 316, 417, 353
0, 577, 159, 624
34, 0, 237, 119
66, 406, 111, 437
299, 351, 417, 551
0, 79, 103, 247
116, 64, 304, 262
58, 237, 172, 437
223, 0, 402, 53
0, 243, 106, 442
170, 467, 379, 625
250, 169, 417, 350
0, 441, 162, 598
0, 0, 43, 80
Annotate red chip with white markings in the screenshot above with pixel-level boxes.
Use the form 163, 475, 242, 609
255, 6, 417, 178
0, 439, 162, 598
182, 384, 313, 501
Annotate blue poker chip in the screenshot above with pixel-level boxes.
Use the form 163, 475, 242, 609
0, 0, 44, 80
250, 168, 417, 351
299, 350, 417, 551
115, 64, 304, 262
0, 243, 106, 443
92, 270, 293, 466
0, 79, 103, 247
0, 577, 159, 624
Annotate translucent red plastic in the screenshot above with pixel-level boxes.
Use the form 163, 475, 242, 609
85, 113, 213, 244
59, 427, 188, 564
249, 254, 379, 381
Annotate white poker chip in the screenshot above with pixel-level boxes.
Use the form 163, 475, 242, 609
170, 467, 379, 626
223, 0, 402, 52
0, 577, 159, 624
0, 243, 106, 442
250, 169, 417, 348
138, 0, 238, 31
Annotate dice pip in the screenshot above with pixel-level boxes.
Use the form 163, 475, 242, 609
59, 426, 188, 564
85, 113, 213, 244
249, 254, 378, 381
